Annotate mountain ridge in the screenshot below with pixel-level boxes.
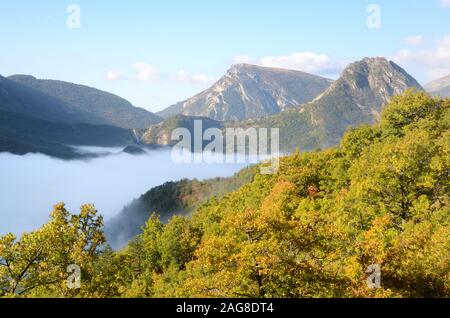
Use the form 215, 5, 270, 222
227, 57, 424, 151
145, 58, 424, 153
305, 57, 424, 146
0, 75, 138, 157
0, 109, 134, 158
8, 75, 162, 129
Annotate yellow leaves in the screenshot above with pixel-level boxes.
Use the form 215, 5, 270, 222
125, 92, 450, 298
0, 233, 16, 255
358, 215, 393, 266
193, 235, 238, 272
224, 208, 259, 238
0, 203, 105, 297
259, 181, 299, 227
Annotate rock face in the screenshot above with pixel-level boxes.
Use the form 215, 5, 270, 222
425, 75, 450, 97
157, 64, 333, 121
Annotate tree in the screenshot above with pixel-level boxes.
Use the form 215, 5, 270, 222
0, 203, 105, 297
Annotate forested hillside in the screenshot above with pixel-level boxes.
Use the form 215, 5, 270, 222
106, 166, 258, 248
1, 91, 448, 298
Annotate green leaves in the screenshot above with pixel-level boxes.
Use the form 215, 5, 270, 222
0, 203, 105, 297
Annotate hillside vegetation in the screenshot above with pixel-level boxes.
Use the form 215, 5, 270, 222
1, 91, 448, 298
105, 166, 258, 248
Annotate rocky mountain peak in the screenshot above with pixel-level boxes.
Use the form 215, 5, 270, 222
317, 57, 423, 113
158, 64, 333, 121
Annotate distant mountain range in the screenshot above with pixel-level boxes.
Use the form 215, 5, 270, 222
0, 75, 144, 157
0, 109, 133, 158
0, 58, 436, 158
143, 58, 424, 152
8, 75, 161, 129
109, 58, 431, 248
157, 64, 333, 121
425, 74, 450, 97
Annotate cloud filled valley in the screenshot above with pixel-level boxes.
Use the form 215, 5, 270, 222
0, 148, 249, 237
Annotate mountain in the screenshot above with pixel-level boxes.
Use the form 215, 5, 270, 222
157, 64, 333, 121
303, 57, 424, 147
0, 109, 135, 158
111, 58, 424, 245
156, 102, 186, 119
0, 75, 91, 124
0, 75, 137, 157
8, 75, 162, 129
425, 75, 450, 97
243, 57, 424, 151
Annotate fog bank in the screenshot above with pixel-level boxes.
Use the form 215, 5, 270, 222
0, 147, 251, 236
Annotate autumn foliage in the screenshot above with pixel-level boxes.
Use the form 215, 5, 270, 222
1, 91, 449, 298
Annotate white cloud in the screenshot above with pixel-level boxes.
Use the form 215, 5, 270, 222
133, 62, 159, 82
175, 70, 212, 85
405, 35, 424, 46
393, 35, 450, 81
105, 70, 123, 81
438, 0, 450, 8
233, 51, 344, 78
261, 52, 332, 73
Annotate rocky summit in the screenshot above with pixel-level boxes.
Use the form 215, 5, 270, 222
157, 64, 333, 121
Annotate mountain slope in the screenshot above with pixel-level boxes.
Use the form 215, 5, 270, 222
0, 109, 134, 158
305, 57, 424, 146
425, 75, 450, 97
156, 102, 185, 119
0, 75, 136, 157
244, 57, 424, 151
8, 75, 162, 129
0, 75, 93, 124
157, 64, 333, 121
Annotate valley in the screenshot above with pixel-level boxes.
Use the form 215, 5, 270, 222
0, 148, 253, 240
0, 57, 443, 242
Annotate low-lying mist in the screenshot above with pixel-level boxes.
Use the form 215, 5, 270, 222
0, 147, 252, 237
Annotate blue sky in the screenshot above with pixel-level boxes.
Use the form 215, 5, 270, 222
1, 0, 449, 112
